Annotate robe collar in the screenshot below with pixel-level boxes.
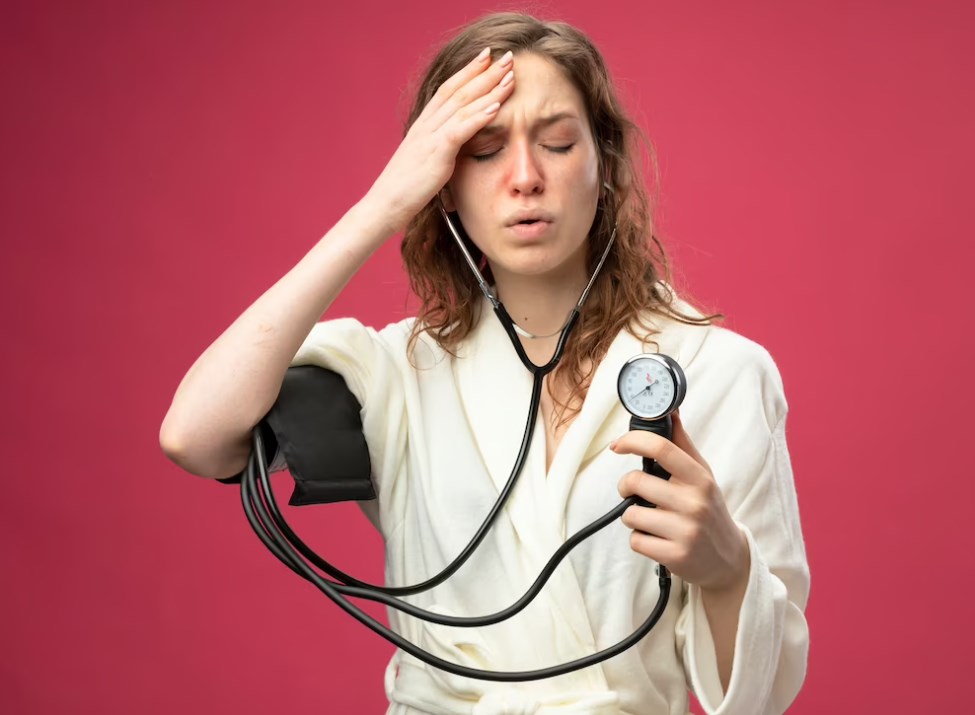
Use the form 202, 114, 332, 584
453, 295, 711, 500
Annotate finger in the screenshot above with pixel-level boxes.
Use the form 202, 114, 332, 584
429, 50, 515, 130
621, 502, 685, 541
439, 71, 515, 146
420, 46, 494, 119
670, 412, 711, 474
611, 430, 708, 487
628, 530, 682, 566
617, 469, 683, 512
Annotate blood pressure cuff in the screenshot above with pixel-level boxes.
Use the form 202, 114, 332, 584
218, 365, 375, 506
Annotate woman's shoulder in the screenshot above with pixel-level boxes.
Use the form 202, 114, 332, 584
640, 296, 787, 428
641, 289, 778, 373
695, 322, 780, 378
309, 314, 458, 369
297, 314, 418, 343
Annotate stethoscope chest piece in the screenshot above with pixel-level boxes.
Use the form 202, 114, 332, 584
617, 354, 687, 478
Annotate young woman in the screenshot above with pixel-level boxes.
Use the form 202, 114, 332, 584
161, 13, 809, 715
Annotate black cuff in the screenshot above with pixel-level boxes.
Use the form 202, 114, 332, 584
217, 366, 375, 506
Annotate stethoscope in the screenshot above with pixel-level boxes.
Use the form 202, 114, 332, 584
239, 201, 686, 681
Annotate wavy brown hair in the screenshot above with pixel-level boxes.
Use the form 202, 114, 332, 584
401, 13, 716, 419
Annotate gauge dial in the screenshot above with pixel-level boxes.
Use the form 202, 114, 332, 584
617, 354, 686, 420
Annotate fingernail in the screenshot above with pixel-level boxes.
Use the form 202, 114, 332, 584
500, 50, 514, 66
609, 440, 618, 451
477, 47, 491, 61
499, 69, 514, 87
484, 101, 500, 115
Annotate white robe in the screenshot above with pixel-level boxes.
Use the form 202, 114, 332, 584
290, 299, 809, 715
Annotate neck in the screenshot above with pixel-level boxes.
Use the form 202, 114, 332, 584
492, 265, 588, 343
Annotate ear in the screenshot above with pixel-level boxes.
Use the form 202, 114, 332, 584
440, 186, 456, 212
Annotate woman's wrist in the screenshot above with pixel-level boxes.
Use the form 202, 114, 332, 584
358, 179, 426, 239
342, 192, 405, 246
701, 527, 751, 597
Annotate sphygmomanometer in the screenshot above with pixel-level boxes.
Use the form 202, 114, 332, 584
225, 205, 687, 681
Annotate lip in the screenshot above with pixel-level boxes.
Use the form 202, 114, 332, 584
505, 209, 555, 227
507, 220, 552, 239
504, 209, 555, 239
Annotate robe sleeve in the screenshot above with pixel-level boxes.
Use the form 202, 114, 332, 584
675, 338, 810, 714
288, 317, 411, 529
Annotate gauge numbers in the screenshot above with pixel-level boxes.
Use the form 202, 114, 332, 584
617, 354, 683, 420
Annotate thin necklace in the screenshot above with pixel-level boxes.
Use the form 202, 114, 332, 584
511, 314, 573, 340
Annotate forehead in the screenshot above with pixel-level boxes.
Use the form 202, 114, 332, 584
490, 52, 589, 129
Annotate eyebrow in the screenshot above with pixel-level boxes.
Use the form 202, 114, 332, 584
474, 111, 581, 140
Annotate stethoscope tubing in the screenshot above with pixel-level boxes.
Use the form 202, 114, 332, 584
249, 369, 547, 595
245, 424, 658, 627
246, 306, 572, 598
237, 208, 674, 680
242, 430, 672, 681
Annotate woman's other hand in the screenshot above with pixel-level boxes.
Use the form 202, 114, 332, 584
363, 48, 516, 235
613, 413, 750, 594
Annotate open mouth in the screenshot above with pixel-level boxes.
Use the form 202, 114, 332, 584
508, 218, 552, 237
506, 211, 554, 231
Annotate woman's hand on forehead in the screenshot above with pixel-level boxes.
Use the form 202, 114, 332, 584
362, 49, 517, 235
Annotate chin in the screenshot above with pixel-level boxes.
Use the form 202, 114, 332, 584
475, 225, 590, 281
490, 249, 586, 281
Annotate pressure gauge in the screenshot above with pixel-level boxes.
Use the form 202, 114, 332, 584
617, 354, 686, 422
617, 353, 687, 481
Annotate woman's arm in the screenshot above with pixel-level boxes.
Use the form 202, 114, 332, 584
614, 414, 751, 688
160, 47, 517, 479
616, 339, 809, 714
699, 551, 750, 692
158, 199, 395, 479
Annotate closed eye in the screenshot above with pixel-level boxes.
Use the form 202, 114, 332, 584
545, 144, 575, 154
471, 149, 501, 162
470, 143, 575, 161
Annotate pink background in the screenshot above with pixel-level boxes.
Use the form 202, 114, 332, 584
2, 0, 973, 712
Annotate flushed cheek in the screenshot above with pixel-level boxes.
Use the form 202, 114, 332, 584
448, 198, 503, 250
573, 150, 601, 191
446, 172, 495, 220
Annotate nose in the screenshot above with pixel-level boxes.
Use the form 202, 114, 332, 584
506, 140, 544, 196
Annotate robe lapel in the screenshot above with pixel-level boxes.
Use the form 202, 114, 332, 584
455, 303, 711, 524
452, 303, 711, 670
454, 303, 538, 496
544, 311, 712, 535
453, 304, 610, 663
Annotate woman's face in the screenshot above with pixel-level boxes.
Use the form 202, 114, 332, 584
446, 52, 601, 285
